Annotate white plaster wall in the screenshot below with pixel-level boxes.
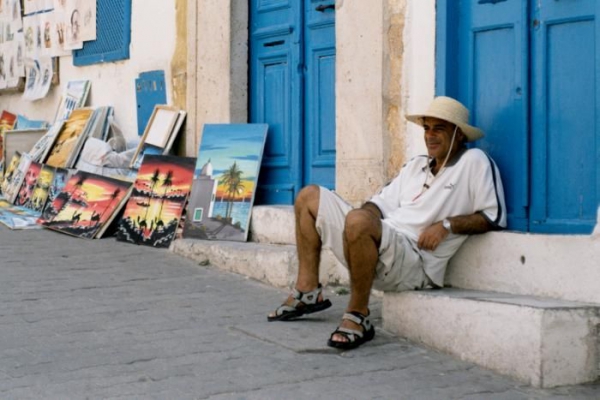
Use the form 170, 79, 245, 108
335, 0, 385, 204
403, 0, 435, 158
0, 0, 177, 141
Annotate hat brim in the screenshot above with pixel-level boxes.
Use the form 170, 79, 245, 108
407, 113, 484, 142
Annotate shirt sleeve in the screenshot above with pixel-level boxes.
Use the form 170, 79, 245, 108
368, 170, 404, 219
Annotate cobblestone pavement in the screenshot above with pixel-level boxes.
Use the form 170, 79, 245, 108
0, 227, 598, 399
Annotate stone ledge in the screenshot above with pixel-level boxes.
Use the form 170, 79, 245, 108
447, 232, 600, 304
171, 238, 349, 288
383, 289, 600, 388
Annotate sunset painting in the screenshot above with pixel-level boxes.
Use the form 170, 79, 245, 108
40, 171, 133, 239
116, 155, 196, 248
183, 123, 267, 242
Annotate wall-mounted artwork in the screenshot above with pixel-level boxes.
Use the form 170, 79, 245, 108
117, 155, 196, 248
183, 124, 268, 242
40, 171, 133, 239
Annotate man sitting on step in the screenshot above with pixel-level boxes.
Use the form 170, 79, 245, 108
267, 96, 507, 350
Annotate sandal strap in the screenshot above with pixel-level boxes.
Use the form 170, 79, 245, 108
274, 284, 324, 316
290, 284, 323, 307
335, 326, 364, 340
342, 311, 372, 332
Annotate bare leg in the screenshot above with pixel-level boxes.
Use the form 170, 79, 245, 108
330, 208, 382, 343
294, 185, 322, 292
268, 185, 324, 318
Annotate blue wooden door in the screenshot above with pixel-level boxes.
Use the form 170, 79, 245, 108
250, 0, 336, 205
529, 0, 600, 233
450, 0, 530, 231
438, 0, 599, 234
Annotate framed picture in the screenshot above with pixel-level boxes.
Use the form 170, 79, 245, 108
130, 105, 179, 168
2, 128, 47, 173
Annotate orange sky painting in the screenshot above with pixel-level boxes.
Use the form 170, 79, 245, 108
53, 174, 132, 226
122, 155, 196, 227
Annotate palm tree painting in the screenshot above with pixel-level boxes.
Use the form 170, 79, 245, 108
183, 124, 268, 242
117, 155, 196, 248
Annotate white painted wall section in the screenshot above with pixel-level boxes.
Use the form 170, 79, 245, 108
0, 0, 177, 142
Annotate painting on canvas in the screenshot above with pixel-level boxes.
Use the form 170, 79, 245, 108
14, 161, 42, 208
1, 151, 21, 194
182, 124, 268, 242
129, 106, 179, 168
117, 155, 196, 248
38, 167, 69, 222
41, 171, 133, 239
44, 108, 93, 168
30, 164, 55, 212
0, 110, 17, 161
2, 128, 46, 172
0, 199, 42, 230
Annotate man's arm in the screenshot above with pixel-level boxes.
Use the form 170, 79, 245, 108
417, 212, 493, 251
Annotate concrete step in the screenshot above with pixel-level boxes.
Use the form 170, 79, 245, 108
383, 288, 600, 388
171, 238, 348, 288
249, 205, 295, 245
446, 232, 600, 304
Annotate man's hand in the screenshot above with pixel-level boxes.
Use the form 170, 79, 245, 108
417, 222, 449, 251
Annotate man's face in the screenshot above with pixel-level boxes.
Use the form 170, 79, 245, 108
422, 117, 463, 162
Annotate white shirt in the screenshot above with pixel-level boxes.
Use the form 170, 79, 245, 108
369, 148, 507, 286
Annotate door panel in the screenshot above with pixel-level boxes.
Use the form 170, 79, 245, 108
304, 0, 336, 189
458, 0, 530, 231
530, 1, 599, 233
250, 1, 302, 204
250, 0, 336, 204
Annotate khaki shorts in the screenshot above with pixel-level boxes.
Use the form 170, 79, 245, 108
315, 186, 430, 292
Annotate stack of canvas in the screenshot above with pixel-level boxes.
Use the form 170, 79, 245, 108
0, 152, 69, 229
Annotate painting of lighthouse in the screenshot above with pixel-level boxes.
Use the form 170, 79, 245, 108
183, 124, 268, 242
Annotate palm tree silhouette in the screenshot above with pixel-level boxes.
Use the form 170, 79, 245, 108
141, 168, 161, 229
155, 170, 173, 228
98, 187, 121, 225
219, 162, 245, 220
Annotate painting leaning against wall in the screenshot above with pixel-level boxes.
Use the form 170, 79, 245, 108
182, 124, 268, 242
116, 155, 196, 248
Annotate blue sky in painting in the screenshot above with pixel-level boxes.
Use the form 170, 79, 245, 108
194, 124, 268, 182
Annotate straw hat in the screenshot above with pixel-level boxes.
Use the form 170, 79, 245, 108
406, 96, 484, 142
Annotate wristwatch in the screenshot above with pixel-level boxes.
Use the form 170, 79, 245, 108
442, 218, 452, 233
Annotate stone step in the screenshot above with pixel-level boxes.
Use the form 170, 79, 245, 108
383, 289, 600, 388
446, 232, 600, 304
249, 206, 600, 303
171, 238, 348, 289
249, 205, 295, 245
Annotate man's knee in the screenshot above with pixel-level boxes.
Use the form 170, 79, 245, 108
343, 209, 381, 243
295, 184, 320, 215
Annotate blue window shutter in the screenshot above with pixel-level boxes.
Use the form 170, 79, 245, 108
73, 0, 132, 66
